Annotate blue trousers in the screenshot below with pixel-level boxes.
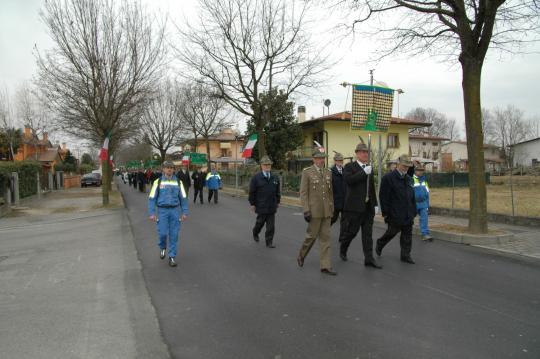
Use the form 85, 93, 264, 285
417, 207, 430, 236
156, 207, 181, 258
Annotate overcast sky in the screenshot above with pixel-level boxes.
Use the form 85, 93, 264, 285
1, 0, 539, 148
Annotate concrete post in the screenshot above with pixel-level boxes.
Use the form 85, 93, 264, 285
11, 172, 20, 205
48, 172, 54, 191
37, 172, 42, 199
56, 171, 64, 190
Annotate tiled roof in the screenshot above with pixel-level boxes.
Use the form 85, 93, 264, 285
300, 111, 431, 127
409, 134, 450, 141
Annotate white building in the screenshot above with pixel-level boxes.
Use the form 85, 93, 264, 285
511, 138, 540, 167
409, 134, 449, 172
440, 141, 505, 172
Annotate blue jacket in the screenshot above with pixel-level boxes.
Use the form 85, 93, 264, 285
148, 175, 189, 217
413, 175, 430, 210
205, 171, 222, 190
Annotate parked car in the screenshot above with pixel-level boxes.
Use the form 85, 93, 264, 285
81, 173, 102, 187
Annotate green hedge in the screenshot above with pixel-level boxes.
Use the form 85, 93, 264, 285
0, 161, 41, 198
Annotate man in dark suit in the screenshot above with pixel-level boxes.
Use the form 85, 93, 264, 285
176, 165, 191, 197
248, 155, 280, 248
191, 167, 205, 204
338, 143, 381, 269
376, 154, 417, 264
330, 152, 346, 226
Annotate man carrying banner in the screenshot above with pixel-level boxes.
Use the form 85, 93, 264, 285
148, 161, 189, 267
248, 155, 280, 248
297, 148, 337, 276
338, 143, 382, 269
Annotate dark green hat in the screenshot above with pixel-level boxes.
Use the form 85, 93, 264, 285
398, 154, 413, 167
355, 143, 368, 152
260, 155, 273, 165
333, 152, 344, 161
312, 148, 327, 158
162, 160, 175, 168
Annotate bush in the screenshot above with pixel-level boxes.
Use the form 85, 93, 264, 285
54, 162, 77, 174
0, 161, 41, 198
79, 164, 95, 175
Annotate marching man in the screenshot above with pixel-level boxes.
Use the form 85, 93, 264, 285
148, 161, 189, 267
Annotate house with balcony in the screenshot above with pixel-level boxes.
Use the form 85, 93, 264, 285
180, 128, 245, 170
294, 111, 430, 171
408, 134, 450, 172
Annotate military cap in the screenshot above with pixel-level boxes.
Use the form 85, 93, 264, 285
355, 143, 368, 152
260, 155, 273, 165
398, 154, 413, 167
312, 148, 327, 158
333, 152, 344, 161
162, 160, 175, 168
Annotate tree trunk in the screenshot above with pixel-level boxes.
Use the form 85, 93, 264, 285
159, 148, 167, 163
461, 59, 488, 233
101, 158, 110, 205
205, 139, 211, 167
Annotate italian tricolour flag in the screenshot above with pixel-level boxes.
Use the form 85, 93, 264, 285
99, 133, 110, 162
241, 134, 258, 158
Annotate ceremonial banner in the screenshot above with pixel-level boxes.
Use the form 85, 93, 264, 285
351, 85, 394, 132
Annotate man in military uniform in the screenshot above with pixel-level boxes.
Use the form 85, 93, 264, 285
338, 143, 381, 269
248, 155, 281, 248
297, 148, 337, 276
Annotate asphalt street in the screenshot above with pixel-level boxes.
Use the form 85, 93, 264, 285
121, 182, 540, 359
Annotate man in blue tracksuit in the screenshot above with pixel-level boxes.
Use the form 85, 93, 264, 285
413, 165, 433, 241
148, 161, 189, 267
205, 165, 222, 204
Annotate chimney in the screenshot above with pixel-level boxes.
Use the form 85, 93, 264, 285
297, 106, 306, 122
62, 142, 67, 150
43, 132, 49, 142
24, 126, 31, 137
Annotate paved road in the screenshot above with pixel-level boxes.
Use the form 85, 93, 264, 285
0, 207, 169, 359
120, 183, 540, 359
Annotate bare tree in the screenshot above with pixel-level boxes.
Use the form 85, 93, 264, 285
140, 81, 185, 162
177, 0, 330, 156
527, 116, 540, 139
331, 0, 540, 233
0, 88, 19, 160
15, 82, 51, 137
493, 105, 528, 167
406, 107, 457, 139
36, 0, 166, 204
180, 82, 234, 164
481, 108, 497, 145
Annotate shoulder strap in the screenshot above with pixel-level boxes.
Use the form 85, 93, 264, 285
156, 177, 162, 200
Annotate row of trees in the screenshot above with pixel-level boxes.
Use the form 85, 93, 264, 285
29, 0, 540, 232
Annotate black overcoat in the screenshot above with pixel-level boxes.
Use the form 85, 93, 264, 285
379, 169, 417, 226
342, 161, 378, 213
248, 172, 281, 215
177, 170, 191, 191
330, 165, 346, 210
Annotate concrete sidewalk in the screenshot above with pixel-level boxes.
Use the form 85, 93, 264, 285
222, 186, 540, 260
0, 187, 169, 358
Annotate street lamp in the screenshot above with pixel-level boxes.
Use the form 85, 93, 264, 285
396, 89, 404, 118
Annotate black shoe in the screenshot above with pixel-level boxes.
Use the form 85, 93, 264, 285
321, 268, 338, 276
253, 235, 260, 243
297, 255, 304, 267
339, 252, 348, 261
169, 257, 178, 267
160, 248, 166, 260
375, 243, 382, 257
400, 256, 415, 264
364, 258, 383, 269
266, 243, 276, 248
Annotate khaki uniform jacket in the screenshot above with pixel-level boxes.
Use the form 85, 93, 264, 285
300, 165, 334, 218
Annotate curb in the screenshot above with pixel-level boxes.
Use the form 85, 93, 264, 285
221, 186, 516, 246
